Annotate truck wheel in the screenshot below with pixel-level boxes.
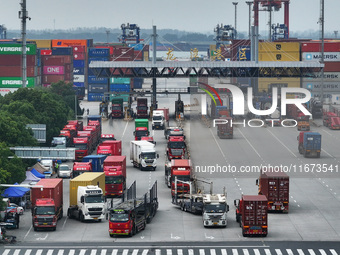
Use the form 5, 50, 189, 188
236, 214, 240, 223
79, 212, 85, 222
109, 233, 114, 238
239, 216, 242, 227
34, 227, 37, 231
317, 152, 320, 158
242, 229, 247, 237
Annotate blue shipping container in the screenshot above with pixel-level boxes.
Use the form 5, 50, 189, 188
52, 47, 73, 55
237, 46, 251, 61
303, 132, 321, 151
128, 44, 144, 51
73, 86, 85, 97
110, 77, 131, 84
110, 84, 130, 92
88, 92, 105, 102
133, 78, 143, 89
74, 60, 85, 68
73, 67, 85, 75
88, 75, 109, 84
88, 48, 110, 57
89, 84, 109, 93
88, 57, 109, 64
73, 82, 85, 87
82, 155, 107, 172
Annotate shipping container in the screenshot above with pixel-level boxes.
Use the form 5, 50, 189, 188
113, 47, 134, 58
42, 55, 72, 65
71, 45, 86, 53
259, 52, 300, 62
69, 172, 105, 207
302, 52, 340, 62
0, 43, 37, 55
143, 51, 149, 61
128, 44, 144, 51
237, 46, 251, 61
0, 87, 19, 96
88, 92, 105, 102
94, 45, 114, 55
109, 84, 130, 92
40, 49, 52, 55
73, 60, 85, 68
73, 75, 85, 83
42, 75, 67, 84
324, 62, 340, 72
0, 66, 36, 77
301, 42, 340, 52
110, 77, 131, 84
73, 82, 85, 87
0, 55, 36, 66
133, 50, 143, 61
88, 48, 110, 57
259, 42, 300, 53
89, 84, 109, 93
52, 47, 73, 55
132, 78, 143, 89
73, 67, 85, 75
109, 94, 129, 102
303, 82, 340, 92
303, 72, 340, 82
88, 57, 109, 64
31, 178, 63, 211
88, 76, 109, 84
43, 66, 65, 75
0, 77, 36, 88
51, 39, 93, 50
73, 53, 85, 60
258, 77, 301, 92
26, 39, 51, 49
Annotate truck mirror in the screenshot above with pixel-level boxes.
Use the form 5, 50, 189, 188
81, 196, 84, 203
227, 205, 230, 212
256, 179, 259, 186
157, 154, 159, 158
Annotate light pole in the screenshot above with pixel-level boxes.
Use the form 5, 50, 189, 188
246, 1, 253, 39
19, 0, 31, 88
232, 2, 238, 39
106, 30, 110, 44
334, 31, 338, 39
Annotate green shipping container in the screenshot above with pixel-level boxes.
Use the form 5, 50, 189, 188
69, 172, 105, 207
109, 94, 129, 102
110, 78, 131, 84
0, 43, 37, 55
135, 119, 149, 131
0, 77, 36, 88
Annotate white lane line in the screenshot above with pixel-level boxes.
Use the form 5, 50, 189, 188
238, 129, 264, 160
330, 249, 339, 255
121, 121, 129, 138
155, 249, 161, 255
131, 250, 139, 255
210, 249, 217, 255
100, 250, 107, 255
122, 250, 128, 255
13, 250, 21, 255
177, 249, 183, 255
319, 249, 327, 255
199, 249, 205, 255
286, 249, 294, 255
321, 148, 333, 157
24, 250, 32, 255
57, 250, 64, 255
24, 225, 32, 240
90, 250, 97, 255
36, 250, 43, 255
254, 249, 261, 255
46, 250, 54, 255
188, 249, 194, 255
166, 249, 172, 255
308, 249, 316, 255
243, 249, 249, 255
232, 249, 238, 255
297, 249, 305, 255
62, 215, 68, 229
111, 250, 118, 255
264, 249, 271, 255
79, 250, 86, 255
266, 128, 297, 158
2, 250, 10, 255
221, 249, 228, 255
68, 250, 75, 255
141, 250, 148, 255
275, 249, 283, 255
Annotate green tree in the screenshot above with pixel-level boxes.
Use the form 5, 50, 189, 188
0, 143, 25, 184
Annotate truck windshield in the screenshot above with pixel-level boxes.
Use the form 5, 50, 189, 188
138, 106, 147, 111
168, 142, 185, 149
136, 131, 148, 137
51, 138, 66, 148
36, 206, 55, 215
153, 116, 162, 120
110, 213, 129, 222
141, 152, 156, 159
75, 144, 87, 150
112, 106, 121, 111
204, 204, 226, 213
106, 176, 123, 184
174, 175, 190, 182
85, 195, 104, 203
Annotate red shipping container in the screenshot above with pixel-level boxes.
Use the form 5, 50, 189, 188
43, 66, 65, 75
40, 50, 52, 55
43, 74, 66, 84
65, 63, 73, 73
324, 62, 340, 72
0, 55, 36, 66
113, 47, 134, 58
133, 50, 143, 61
64, 72, 73, 80
37, 67, 41, 76
42, 56, 72, 65
42, 84, 51, 87
71, 45, 86, 53
0, 66, 36, 77
73, 53, 85, 60
301, 42, 340, 52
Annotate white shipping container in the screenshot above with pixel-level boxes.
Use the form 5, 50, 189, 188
73, 75, 85, 83
302, 52, 340, 62
302, 82, 340, 92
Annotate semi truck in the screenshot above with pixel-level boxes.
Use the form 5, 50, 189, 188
202, 193, 229, 227
97, 140, 122, 156
167, 159, 192, 198
67, 120, 83, 131
152, 108, 169, 130
73, 137, 91, 161
82, 155, 107, 172
256, 168, 289, 213
72, 162, 92, 178
234, 195, 268, 237
103, 156, 127, 197
134, 119, 149, 140
136, 98, 148, 118
298, 131, 321, 158
101, 134, 116, 143
167, 136, 186, 160
31, 179, 63, 231
164, 127, 184, 140
67, 172, 106, 222
111, 98, 124, 118
130, 141, 159, 171
297, 115, 310, 131
108, 181, 158, 237
216, 117, 233, 139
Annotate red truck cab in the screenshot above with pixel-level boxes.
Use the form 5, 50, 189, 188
68, 120, 83, 131
73, 137, 90, 161
167, 136, 186, 160
97, 140, 122, 156
141, 136, 156, 145
170, 159, 191, 198
72, 162, 92, 178
135, 127, 149, 141
103, 156, 127, 197
101, 134, 115, 143
217, 117, 233, 139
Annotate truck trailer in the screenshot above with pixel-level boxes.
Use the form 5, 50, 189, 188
298, 131, 321, 158
130, 140, 159, 171
103, 156, 127, 197
31, 178, 63, 231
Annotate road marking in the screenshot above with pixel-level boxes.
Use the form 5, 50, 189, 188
330, 249, 339, 255
210, 249, 216, 255
254, 249, 260, 255
199, 249, 205, 255
166, 249, 172, 255
62, 215, 68, 229
243, 249, 249, 255
221, 249, 228, 255
177, 249, 183, 255
111, 251, 117, 255
275, 249, 282, 255
36, 250, 43, 255
90, 250, 97, 255
141, 250, 148, 255
264, 249, 271, 255
286, 249, 294, 255
209, 128, 229, 163
266, 128, 297, 158
155, 249, 161, 255
68, 250, 75, 255
232, 249, 238, 255
57, 250, 64, 255
2, 250, 10, 255
100, 250, 107, 255
121, 121, 129, 138
24, 250, 32, 255
308, 249, 316, 255
321, 148, 333, 158
297, 249, 305, 255
188, 249, 194, 255
13, 250, 20, 255
238, 129, 264, 161
319, 249, 327, 255
24, 225, 32, 240
122, 250, 128, 255
131, 250, 139, 255
79, 250, 86, 255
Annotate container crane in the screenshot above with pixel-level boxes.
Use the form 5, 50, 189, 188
118, 23, 141, 44
214, 24, 236, 49
0, 25, 6, 39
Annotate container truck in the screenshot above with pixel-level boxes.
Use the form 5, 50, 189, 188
108, 181, 158, 237
67, 172, 106, 222
87, 119, 102, 142
256, 168, 289, 213
77, 130, 95, 152
169, 159, 192, 198
72, 162, 92, 178
97, 140, 122, 156
130, 141, 159, 171
297, 115, 310, 131
203, 194, 229, 227
167, 136, 186, 160
83, 125, 100, 147
136, 98, 148, 118
217, 117, 233, 139
234, 195, 268, 237
82, 155, 107, 172
152, 108, 169, 130
103, 156, 127, 197
100, 134, 116, 143
31, 179, 63, 231
298, 131, 321, 158
164, 127, 185, 140
73, 137, 90, 161
60, 129, 76, 146
134, 119, 149, 140
67, 120, 83, 131
111, 98, 124, 118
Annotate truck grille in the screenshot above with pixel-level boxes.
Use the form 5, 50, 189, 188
89, 211, 102, 216
145, 160, 154, 163
37, 217, 54, 223
88, 208, 102, 211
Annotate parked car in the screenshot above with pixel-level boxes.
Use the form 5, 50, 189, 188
9, 203, 24, 215
58, 164, 72, 178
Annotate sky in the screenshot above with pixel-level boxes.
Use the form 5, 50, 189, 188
1, 0, 339, 34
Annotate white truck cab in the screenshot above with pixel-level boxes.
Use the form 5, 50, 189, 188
202, 194, 229, 227
77, 185, 106, 221
152, 110, 165, 130
130, 141, 159, 171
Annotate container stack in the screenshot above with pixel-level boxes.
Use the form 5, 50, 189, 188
0, 42, 37, 94
41, 47, 73, 87
258, 42, 300, 62
109, 77, 130, 102
87, 47, 110, 101
301, 41, 340, 101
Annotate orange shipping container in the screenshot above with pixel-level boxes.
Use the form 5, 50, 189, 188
51, 39, 93, 51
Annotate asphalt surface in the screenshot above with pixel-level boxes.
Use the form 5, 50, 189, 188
3, 78, 340, 251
